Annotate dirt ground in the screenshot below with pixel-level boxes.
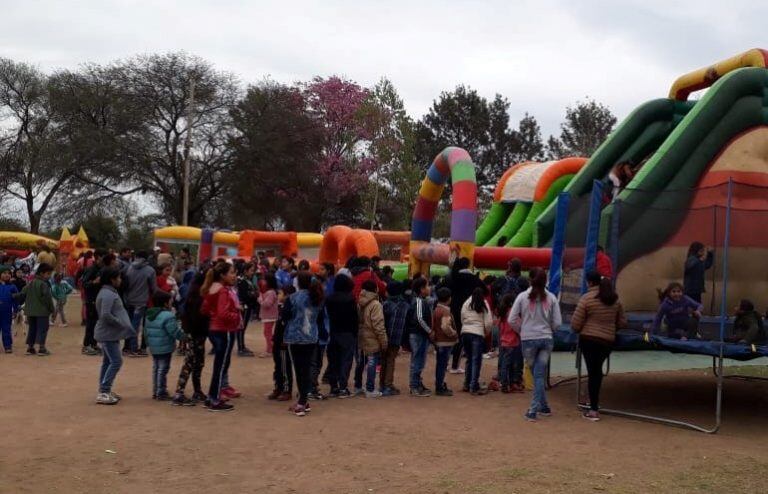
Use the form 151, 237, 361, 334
2, 299, 768, 494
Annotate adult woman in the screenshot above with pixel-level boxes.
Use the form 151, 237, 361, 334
683, 241, 713, 303
283, 271, 325, 417
202, 261, 242, 412
570, 271, 627, 422
460, 286, 493, 395
94, 267, 136, 405
509, 268, 562, 422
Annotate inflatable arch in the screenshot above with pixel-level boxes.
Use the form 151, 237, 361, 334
410, 147, 477, 274
318, 226, 380, 266
237, 230, 298, 258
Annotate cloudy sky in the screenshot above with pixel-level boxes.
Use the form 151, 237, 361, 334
2, 0, 766, 136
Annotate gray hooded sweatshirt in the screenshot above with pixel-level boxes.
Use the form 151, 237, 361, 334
95, 285, 136, 342
123, 258, 157, 308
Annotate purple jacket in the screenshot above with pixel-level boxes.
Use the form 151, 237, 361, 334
653, 296, 703, 333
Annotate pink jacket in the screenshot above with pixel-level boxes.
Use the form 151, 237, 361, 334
258, 289, 278, 322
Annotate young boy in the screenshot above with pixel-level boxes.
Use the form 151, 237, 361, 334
23, 263, 55, 355
381, 281, 410, 396
432, 287, 458, 396
144, 291, 185, 400
408, 277, 433, 397
0, 267, 19, 353
50, 273, 73, 327
358, 280, 388, 398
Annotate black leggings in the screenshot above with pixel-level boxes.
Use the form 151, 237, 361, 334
288, 344, 314, 406
236, 307, 253, 351
581, 338, 611, 412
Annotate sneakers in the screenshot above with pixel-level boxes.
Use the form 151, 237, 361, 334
267, 389, 281, 400
409, 386, 432, 397
191, 391, 208, 403
4, 347, 12, 354
337, 389, 352, 399
470, 387, 488, 396
290, 404, 307, 417
365, 390, 383, 399
208, 401, 235, 412
307, 391, 326, 401
327, 389, 341, 398
60, 323, 69, 328
155, 392, 172, 401
538, 406, 553, 417
25, 347, 36, 355
449, 368, 465, 374
127, 351, 146, 358
524, 410, 538, 422
380, 387, 396, 397
435, 386, 453, 397
238, 348, 255, 357
353, 387, 365, 396
96, 392, 119, 405
511, 383, 525, 393
221, 386, 241, 399
82, 346, 99, 356
109, 391, 122, 401
276, 392, 292, 401
37, 348, 50, 356
501, 385, 511, 394
172, 394, 196, 406
583, 410, 600, 422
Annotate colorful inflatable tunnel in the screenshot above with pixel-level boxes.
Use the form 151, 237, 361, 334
410, 147, 478, 274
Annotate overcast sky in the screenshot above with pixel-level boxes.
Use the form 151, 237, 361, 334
2, 0, 767, 137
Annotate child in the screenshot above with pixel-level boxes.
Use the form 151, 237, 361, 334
22, 263, 55, 356
653, 282, 702, 340
733, 300, 765, 344
497, 293, 524, 393
432, 287, 458, 396
380, 281, 410, 396
172, 273, 209, 406
358, 280, 388, 398
258, 274, 279, 357
408, 277, 433, 397
460, 286, 493, 395
0, 267, 19, 353
268, 285, 294, 401
324, 275, 358, 398
50, 273, 73, 327
236, 262, 257, 357
144, 291, 185, 400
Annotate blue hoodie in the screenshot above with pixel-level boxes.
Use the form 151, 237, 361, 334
653, 296, 703, 333
0, 282, 19, 316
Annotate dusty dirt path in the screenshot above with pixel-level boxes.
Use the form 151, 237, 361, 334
1, 300, 767, 493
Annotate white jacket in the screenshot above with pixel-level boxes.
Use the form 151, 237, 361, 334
460, 298, 493, 337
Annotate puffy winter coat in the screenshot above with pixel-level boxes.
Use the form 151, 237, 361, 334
144, 308, 185, 355
358, 289, 388, 354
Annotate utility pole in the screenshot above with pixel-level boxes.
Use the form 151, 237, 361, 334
181, 77, 196, 226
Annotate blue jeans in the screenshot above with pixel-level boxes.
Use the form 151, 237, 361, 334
409, 332, 429, 389
522, 338, 554, 413
0, 311, 12, 349
462, 333, 485, 392
498, 345, 523, 387
126, 306, 146, 352
152, 352, 172, 397
99, 341, 123, 393
435, 345, 453, 390
365, 352, 381, 392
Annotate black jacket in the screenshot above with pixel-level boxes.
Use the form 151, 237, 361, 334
181, 291, 209, 338
683, 252, 713, 296
441, 270, 485, 329
325, 291, 359, 335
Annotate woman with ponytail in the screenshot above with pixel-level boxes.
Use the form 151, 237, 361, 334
459, 286, 493, 395
508, 268, 562, 422
201, 261, 242, 412
571, 271, 627, 422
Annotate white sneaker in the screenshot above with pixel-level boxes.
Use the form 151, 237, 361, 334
60, 323, 68, 328
96, 393, 118, 405
365, 390, 383, 399
449, 368, 465, 374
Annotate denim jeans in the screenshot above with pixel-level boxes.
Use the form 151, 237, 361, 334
99, 341, 123, 393
498, 345, 523, 387
152, 352, 173, 397
462, 333, 485, 392
327, 332, 356, 391
435, 345, 453, 390
126, 306, 146, 351
365, 352, 381, 392
409, 332, 429, 389
522, 338, 554, 413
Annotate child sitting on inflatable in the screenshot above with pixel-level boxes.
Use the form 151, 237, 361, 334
652, 282, 702, 340
730, 300, 766, 345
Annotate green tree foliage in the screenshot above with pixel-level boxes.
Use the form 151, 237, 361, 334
73, 214, 122, 248
547, 99, 617, 159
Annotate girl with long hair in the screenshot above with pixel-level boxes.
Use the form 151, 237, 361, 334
459, 285, 493, 395
172, 272, 210, 406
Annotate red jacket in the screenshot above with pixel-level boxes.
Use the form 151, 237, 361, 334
499, 308, 520, 348
596, 251, 614, 279
352, 270, 387, 300
202, 283, 242, 332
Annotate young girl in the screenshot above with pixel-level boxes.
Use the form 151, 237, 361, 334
460, 286, 493, 395
235, 262, 257, 357
23, 263, 55, 356
173, 273, 209, 406
201, 261, 242, 412
683, 241, 713, 303
571, 271, 627, 422
50, 273, 73, 327
283, 272, 325, 416
497, 292, 524, 394
258, 273, 279, 357
509, 268, 562, 422
156, 263, 177, 301
144, 291, 185, 401
267, 285, 295, 401
432, 287, 458, 396
94, 268, 135, 405
653, 282, 702, 340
